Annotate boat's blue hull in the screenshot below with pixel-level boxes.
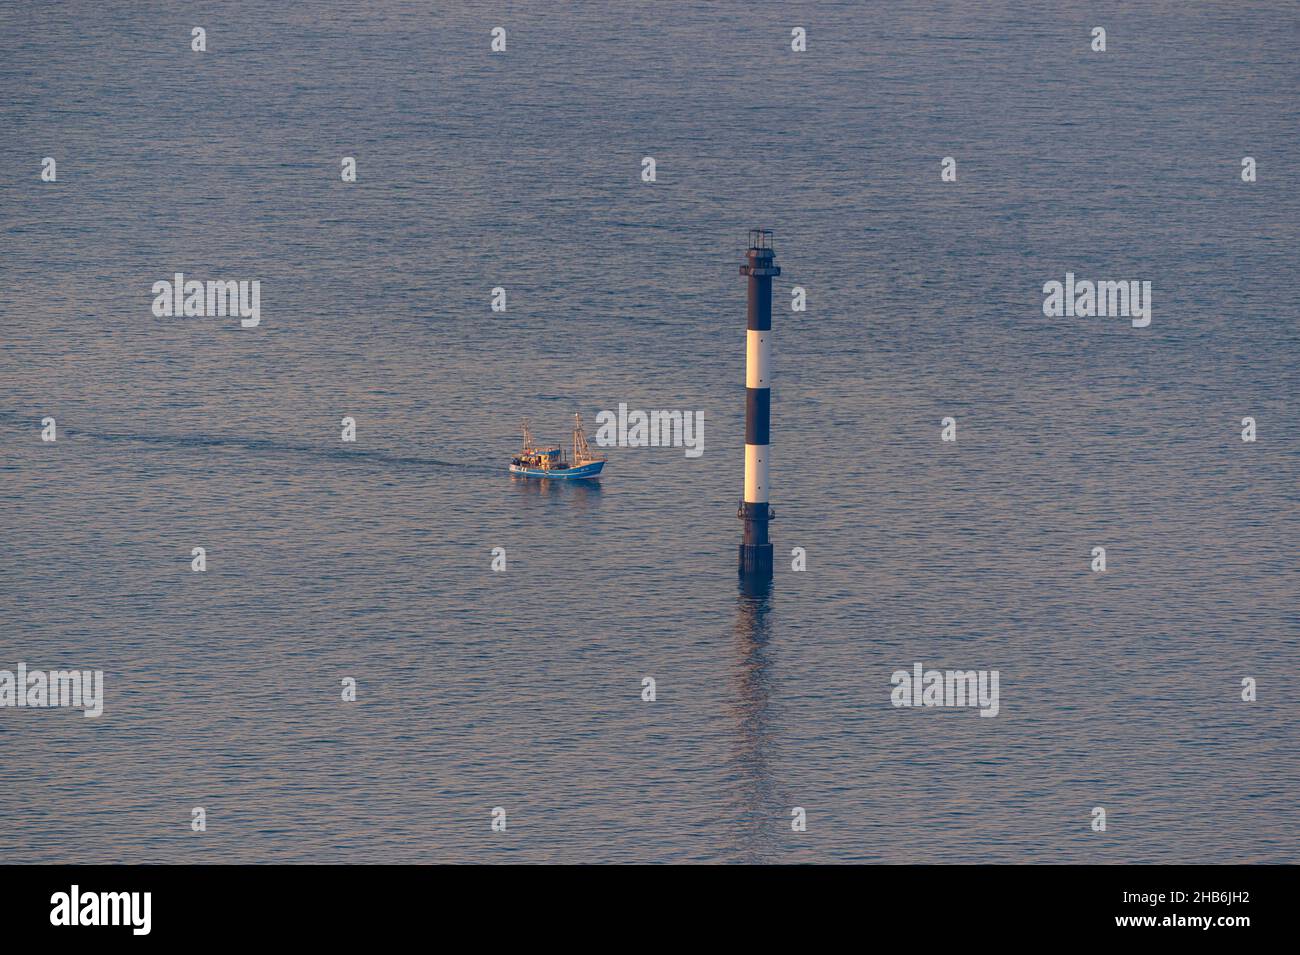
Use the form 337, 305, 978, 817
509, 460, 605, 479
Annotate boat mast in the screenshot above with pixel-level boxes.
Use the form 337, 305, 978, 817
574, 412, 590, 464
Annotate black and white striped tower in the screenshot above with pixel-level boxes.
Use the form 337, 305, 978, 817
738, 229, 779, 582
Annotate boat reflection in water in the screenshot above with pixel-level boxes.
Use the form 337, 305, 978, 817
509, 471, 603, 508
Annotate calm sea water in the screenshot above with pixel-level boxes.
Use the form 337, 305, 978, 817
1, 1, 1296, 863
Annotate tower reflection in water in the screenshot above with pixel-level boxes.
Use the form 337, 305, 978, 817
730, 579, 780, 861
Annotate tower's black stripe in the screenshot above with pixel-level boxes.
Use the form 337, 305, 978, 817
747, 275, 772, 331
745, 387, 770, 445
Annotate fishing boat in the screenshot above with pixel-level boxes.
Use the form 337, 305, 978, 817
509, 413, 606, 479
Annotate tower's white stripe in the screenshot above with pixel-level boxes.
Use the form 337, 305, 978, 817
746, 330, 771, 388
744, 443, 769, 503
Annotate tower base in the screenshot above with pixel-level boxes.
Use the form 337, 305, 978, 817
738, 542, 774, 578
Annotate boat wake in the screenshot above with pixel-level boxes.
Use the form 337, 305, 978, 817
0, 410, 495, 474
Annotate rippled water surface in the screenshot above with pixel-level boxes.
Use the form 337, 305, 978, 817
1, 1, 1297, 862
